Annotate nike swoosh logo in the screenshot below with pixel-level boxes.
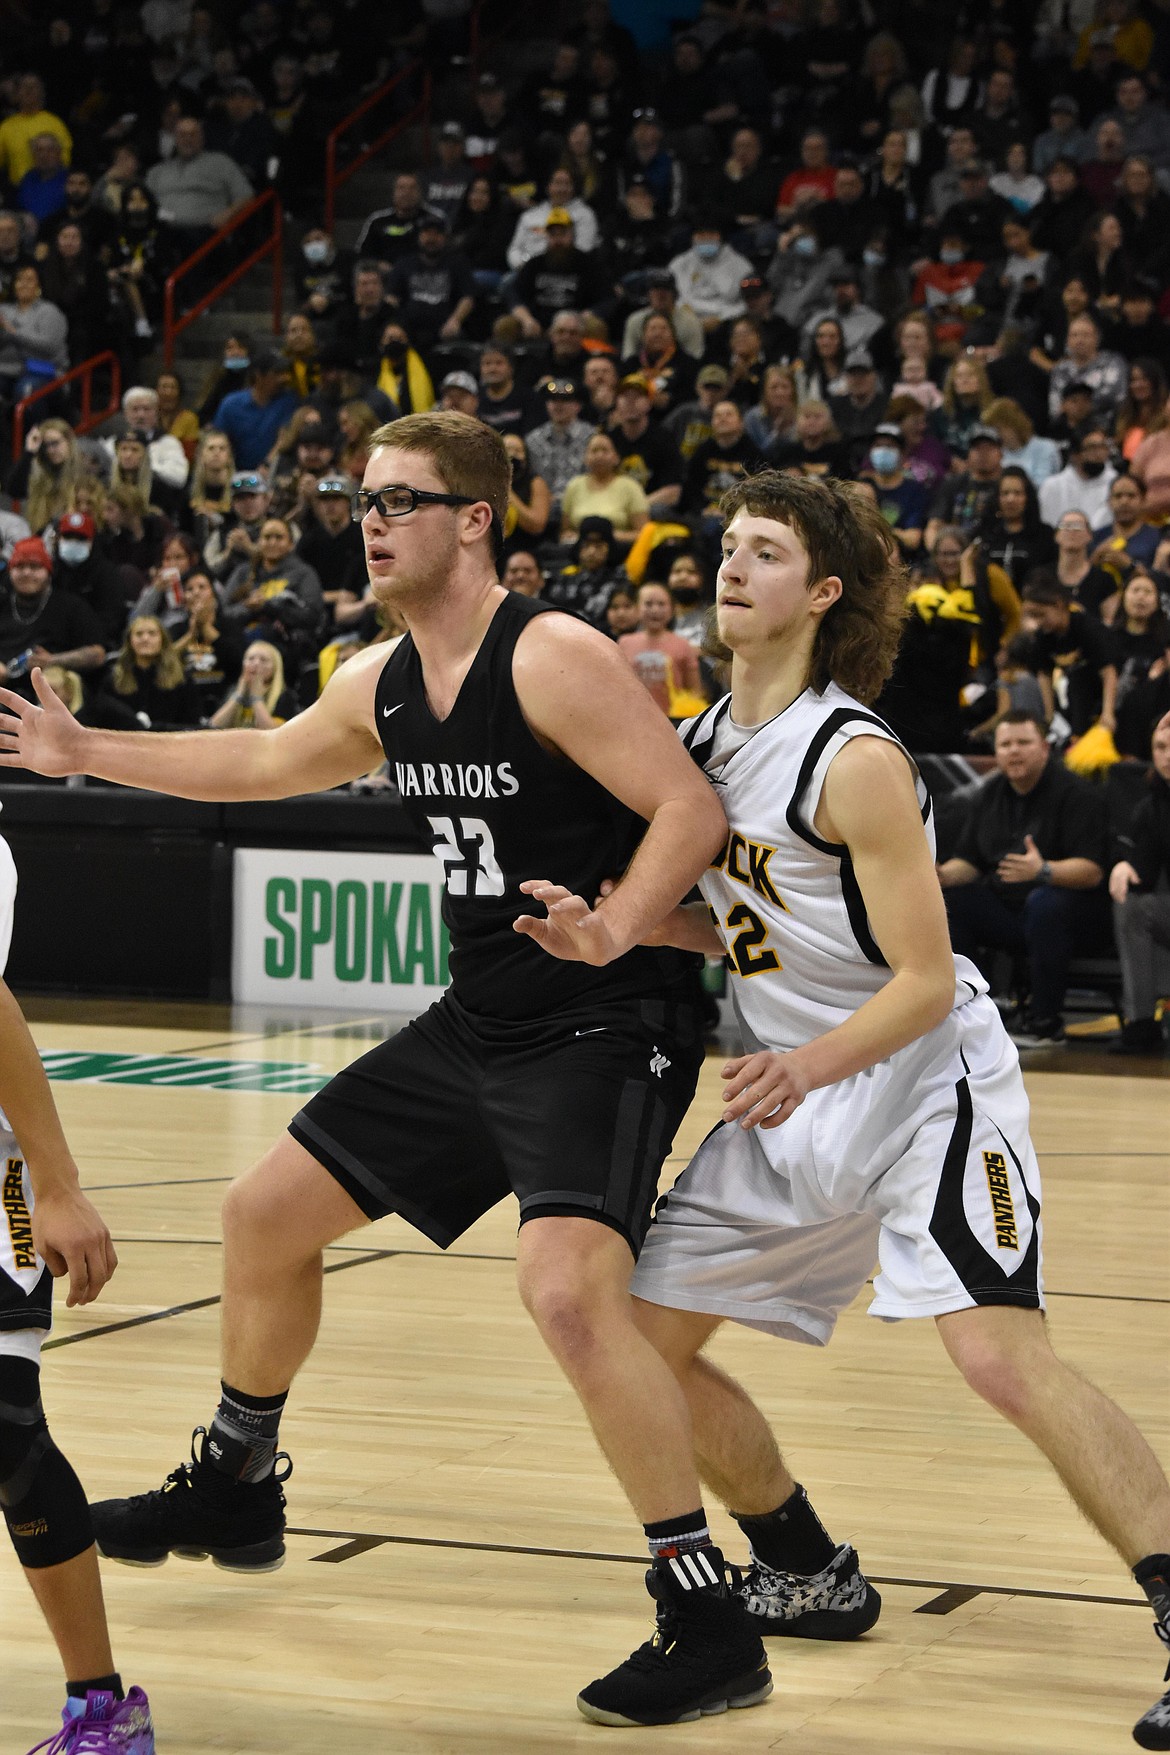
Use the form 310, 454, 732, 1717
382, 704, 403, 719
575, 1027, 606, 1036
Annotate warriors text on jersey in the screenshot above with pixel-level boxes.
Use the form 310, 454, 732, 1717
680, 682, 988, 1053
374, 590, 692, 1021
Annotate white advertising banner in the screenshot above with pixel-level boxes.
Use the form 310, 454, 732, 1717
232, 847, 450, 1012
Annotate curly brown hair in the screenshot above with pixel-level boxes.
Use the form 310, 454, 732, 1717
713, 471, 908, 704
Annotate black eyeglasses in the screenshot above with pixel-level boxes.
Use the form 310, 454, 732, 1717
351, 485, 477, 522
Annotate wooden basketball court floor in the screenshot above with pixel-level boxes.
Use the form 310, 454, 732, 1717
1, 997, 1167, 1755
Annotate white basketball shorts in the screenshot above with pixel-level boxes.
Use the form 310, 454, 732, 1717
632, 993, 1044, 1344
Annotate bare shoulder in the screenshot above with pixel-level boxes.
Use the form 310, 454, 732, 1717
317, 637, 403, 721
512, 606, 626, 679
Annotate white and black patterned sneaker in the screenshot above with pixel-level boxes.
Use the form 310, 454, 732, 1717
739, 1542, 882, 1640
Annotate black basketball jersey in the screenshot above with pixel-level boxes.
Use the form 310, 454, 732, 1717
373, 591, 692, 1021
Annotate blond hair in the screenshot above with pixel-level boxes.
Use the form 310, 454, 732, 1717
40, 664, 83, 714
112, 616, 186, 695
25, 418, 82, 534
189, 427, 236, 509
369, 410, 510, 567
220, 639, 286, 722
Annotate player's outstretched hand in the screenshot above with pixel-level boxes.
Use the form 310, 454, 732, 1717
721, 1050, 810, 1130
0, 668, 86, 777
31, 1183, 118, 1307
514, 880, 625, 965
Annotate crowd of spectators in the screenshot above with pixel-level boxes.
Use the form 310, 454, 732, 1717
1, 0, 1169, 1047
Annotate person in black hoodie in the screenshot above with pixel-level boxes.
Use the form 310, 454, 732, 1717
1029, 157, 1097, 262
1109, 709, 1170, 1052
100, 615, 200, 728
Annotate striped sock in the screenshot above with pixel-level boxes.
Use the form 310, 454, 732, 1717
644, 1508, 721, 1590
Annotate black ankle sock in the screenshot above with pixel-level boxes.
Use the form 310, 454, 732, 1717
205, 1381, 288, 1482
1135, 1554, 1170, 1633
67, 1674, 123, 1702
645, 1509, 723, 1592
734, 1485, 837, 1576
644, 1508, 711, 1560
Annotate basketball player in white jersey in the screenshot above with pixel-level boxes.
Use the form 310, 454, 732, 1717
0, 829, 154, 1753
537, 472, 1170, 1747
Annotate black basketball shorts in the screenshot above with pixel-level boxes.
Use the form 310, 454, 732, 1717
288, 989, 704, 1257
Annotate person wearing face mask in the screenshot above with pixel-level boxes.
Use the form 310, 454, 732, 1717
668, 217, 754, 335
50, 511, 127, 643
374, 322, 434, 416
862, 424, 929, 557
197, 333, 256, 426
911, 230, 985, 352
105, 181, 171, 340
1037, 425, 1118, 528
295, 227, 351, 327
768, 221, 840, 339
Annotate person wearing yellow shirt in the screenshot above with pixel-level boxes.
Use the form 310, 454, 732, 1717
0, 75, 71, 188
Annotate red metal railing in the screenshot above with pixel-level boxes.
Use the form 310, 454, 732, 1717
324, 66, 432, 233
11, 351, 121, 462
162, 188, 283, 369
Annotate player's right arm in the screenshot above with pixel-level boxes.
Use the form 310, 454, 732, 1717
0, 647, 390, 801
0, 979, 116, 1306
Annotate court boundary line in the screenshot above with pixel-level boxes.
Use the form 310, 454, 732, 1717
42, 1241, 1170, 1370
286, 1524, 1150, 1611
42, 1249, 401, 1350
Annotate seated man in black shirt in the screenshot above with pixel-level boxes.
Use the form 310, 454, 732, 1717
682, 400, 763, 561
608, 375, 683, 521
509, 212, 609, 340
937, 710, 1109, 1047
0, 539, 105, 702
1019, 576, 1117, 739
385, 211, 475, 360
1109, 709, 1170, 1054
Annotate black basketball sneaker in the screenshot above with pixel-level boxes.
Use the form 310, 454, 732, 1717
92, 1428, 289, 1572
577, 1547, 772, 1727
738, 1541, 882, 1639
1133, 1625, 1170, 1748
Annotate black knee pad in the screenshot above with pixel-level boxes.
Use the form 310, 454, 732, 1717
0, 1356, 93, 1569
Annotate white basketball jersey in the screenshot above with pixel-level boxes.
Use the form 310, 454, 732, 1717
0, 823, 16, 980
681, 683, 988, 1052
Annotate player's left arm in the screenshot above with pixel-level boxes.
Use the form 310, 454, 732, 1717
0, 980, 117, 1305
722, 737, 957, 1129
511, 614, 728, 964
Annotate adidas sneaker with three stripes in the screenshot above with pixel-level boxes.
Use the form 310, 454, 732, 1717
577, 1545, 773, 1727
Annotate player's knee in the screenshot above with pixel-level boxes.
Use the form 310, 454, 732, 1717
222, 1172, 287, 1260
517, 1264, 607, 1362
0, 1358, 93, 1569
950, 1336, 1035, 1422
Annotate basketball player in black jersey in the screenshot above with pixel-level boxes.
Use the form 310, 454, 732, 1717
0, 413, 777, 1728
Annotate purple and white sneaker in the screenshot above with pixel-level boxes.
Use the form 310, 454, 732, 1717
26, 1687, 155, 1755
